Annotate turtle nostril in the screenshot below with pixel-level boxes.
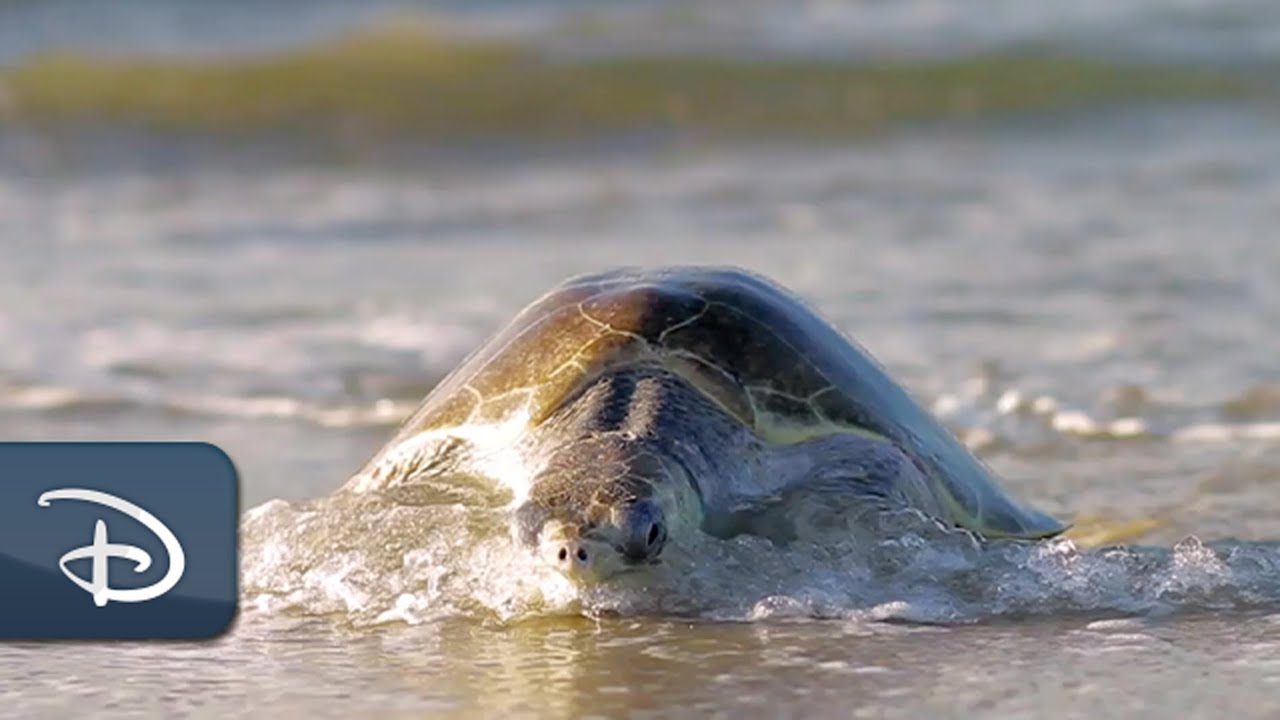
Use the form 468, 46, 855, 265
556, 544, 588, 564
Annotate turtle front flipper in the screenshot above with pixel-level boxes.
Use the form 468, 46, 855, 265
345, 432, 476, 493
716, 430, 1067, 542
702, 432, 929, 542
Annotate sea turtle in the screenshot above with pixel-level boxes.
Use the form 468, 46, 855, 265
345, 266, 1068, 584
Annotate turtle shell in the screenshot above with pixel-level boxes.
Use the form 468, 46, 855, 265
383, 266, 1066, 539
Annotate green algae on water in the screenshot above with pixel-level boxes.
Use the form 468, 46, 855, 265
0, 26, 1257, 142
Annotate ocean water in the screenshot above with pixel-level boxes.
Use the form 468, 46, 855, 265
2, 2, 1280, 718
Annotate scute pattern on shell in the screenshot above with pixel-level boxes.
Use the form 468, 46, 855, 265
391, 267, 885, 444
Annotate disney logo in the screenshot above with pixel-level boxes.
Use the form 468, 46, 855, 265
37, 488, 186, 607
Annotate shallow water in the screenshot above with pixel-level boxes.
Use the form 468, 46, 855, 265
4, 2, 1280, 718
8, 611, 1280, 719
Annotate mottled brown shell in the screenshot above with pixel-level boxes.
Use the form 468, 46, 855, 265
382, 266, 1066, 539
391, 267, 865, 440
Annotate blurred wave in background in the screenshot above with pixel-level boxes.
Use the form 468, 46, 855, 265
1, 0, 1274, 185
0, 0, 1271, 155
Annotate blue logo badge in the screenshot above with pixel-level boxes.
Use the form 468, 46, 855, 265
0, 442, 238, 639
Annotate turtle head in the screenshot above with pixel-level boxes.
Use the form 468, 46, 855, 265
512, 440, 696, 585
523, 496, 668, 585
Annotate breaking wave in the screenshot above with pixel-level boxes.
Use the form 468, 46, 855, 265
0, 24, 1254, 146
239, 478, 1280, 627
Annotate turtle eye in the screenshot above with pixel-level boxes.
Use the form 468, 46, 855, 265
647, 521, 664, 548
618, 501, 666, 561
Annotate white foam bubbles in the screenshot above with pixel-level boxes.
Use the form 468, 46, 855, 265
238, 483, 1280, 627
